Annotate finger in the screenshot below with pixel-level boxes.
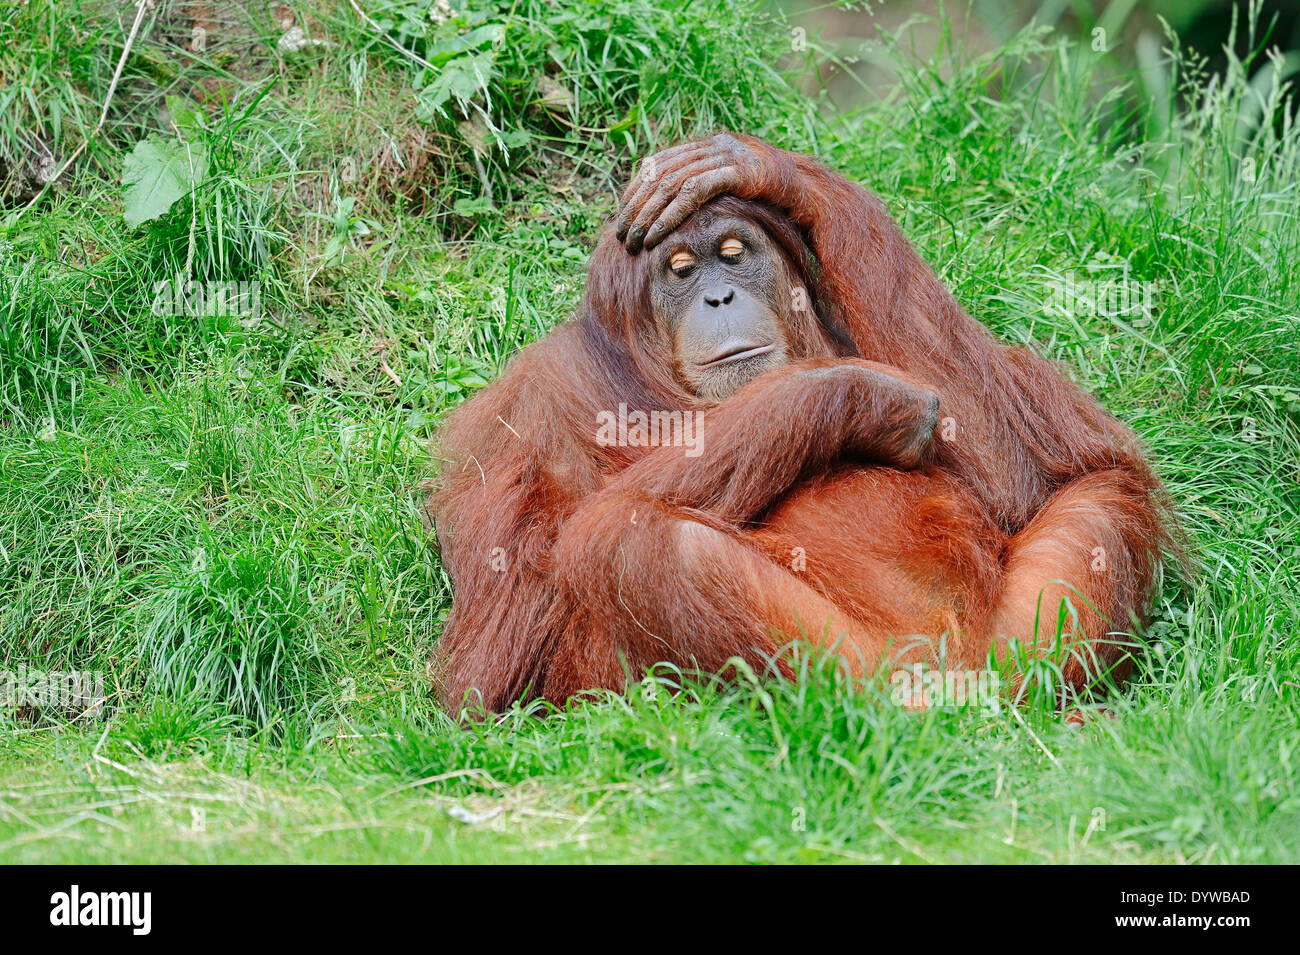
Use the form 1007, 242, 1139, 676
623, 187, 668, 253
630, 136, 719, 181
618, 142, 712, 221
642, 167, 741, 249
625, 174, 689, 253
624, 155, 739, 251
617, 142, 715, 240
616, 135, 735, 236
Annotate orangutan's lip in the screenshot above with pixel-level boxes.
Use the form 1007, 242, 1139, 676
699, 343, 776, 367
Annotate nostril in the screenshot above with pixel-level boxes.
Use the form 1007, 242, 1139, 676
704, 287, 735, 308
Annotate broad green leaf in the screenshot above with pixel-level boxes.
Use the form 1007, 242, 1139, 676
415, 51, 497, 120
424, 23, 505, 66
121, 136, 208, 229
164, 96, 205, 138
452, 196, 496, 217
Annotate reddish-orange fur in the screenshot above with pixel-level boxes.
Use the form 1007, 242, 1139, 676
429, 137, 1173, 713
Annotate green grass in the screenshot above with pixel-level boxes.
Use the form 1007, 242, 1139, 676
0, 0, 1297, 863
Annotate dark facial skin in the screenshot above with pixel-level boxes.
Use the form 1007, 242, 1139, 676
649, 213, 804, 402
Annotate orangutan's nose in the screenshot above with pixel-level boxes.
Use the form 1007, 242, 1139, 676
703, 285, 735, 307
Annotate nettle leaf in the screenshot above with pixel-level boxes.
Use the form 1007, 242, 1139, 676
424, 23, 505, 66
500, 128, 530, 150
121, 136, 209, 228
415, 50, 497, 120
452, 196, 496, 217
164, 95, 205, 138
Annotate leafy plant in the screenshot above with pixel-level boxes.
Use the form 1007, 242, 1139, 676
121, 135, 209, 229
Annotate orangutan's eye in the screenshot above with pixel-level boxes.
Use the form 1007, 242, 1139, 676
719, 236, 744, 260
669, 250, 696, 273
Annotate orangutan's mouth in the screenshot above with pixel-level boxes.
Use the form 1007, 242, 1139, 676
698, 343, 776, 367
